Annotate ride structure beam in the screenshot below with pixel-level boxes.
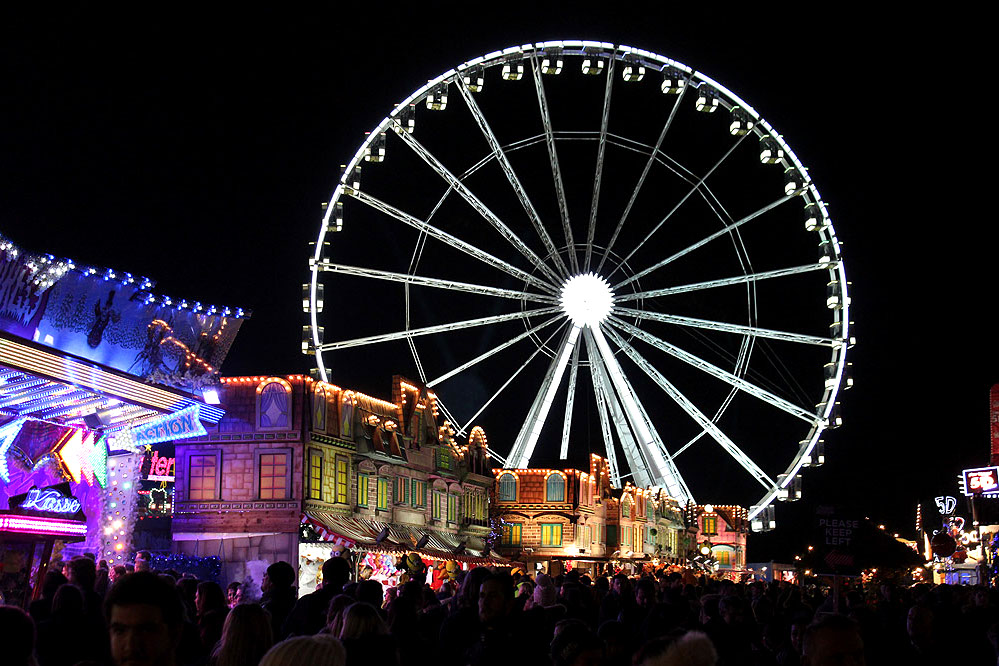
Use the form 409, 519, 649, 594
427, 315, 563, 388
390, 122, 564, 286
606, 316, 817, 424
506, 324, 582, 469
597, 83, 688, 274
531, 59, 577, 273
345, 188, 557, 296
455, 80, 569, 277
613, 307, 836, 347
588, 325, 692, 504
613, 194, 795, 290
615, 263, 832, 302
589, 364, 622, 487
604, 326, 774, 490
584, 56, 616, 272
559, 341, 581, 459
317, 306, 559, 352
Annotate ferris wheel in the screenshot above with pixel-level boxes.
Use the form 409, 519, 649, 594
305, 41, 852, 527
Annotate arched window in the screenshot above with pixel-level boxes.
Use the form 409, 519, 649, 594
313, 385, 327, 431
498, 473, 517, 502
546, 473, 565, 503
622, 495, 631, 518
257, 379, 291, 430
341, 392, 355, 438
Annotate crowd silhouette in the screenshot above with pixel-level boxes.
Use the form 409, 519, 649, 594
3, 552, 998, 666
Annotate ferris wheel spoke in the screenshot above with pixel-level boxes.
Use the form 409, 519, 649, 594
606, 316, 816, 424
455, 81, 569, 277
390, 122, 564, 285
531, 59, 578, 273
507, 324, 582, 469
614, 306, 836, 347
614, 263, 831, 302
597, 84, 688, 274
559, 341, 581, 459
345, 188, 558, 295
584, 331, 631, 489
582, 57, 617, 272
323, 263, 557, 305
426, 314, 564, 388
603, 326, 775, 490
614, 194, 795, 290
587, 326, 694, 503
316, 306, 560, 352
609, 132, 751, 280
462, 320, 569, 434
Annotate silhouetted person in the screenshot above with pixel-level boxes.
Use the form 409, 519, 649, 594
105, 572, 185, 666
0, 605, 36, 666
261, 561, 298, 640
37, 584, 109, 666
283, 557, 350, 637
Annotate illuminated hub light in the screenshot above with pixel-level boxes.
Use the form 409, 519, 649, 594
560, 273, 614, 327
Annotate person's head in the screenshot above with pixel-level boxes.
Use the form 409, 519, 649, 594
338, 602, 387, 640
633, 629, 717, 666
461, 566, 493, 608
134, 551, 152, 573
906, 605, 934, 646
321, 557, 350, 592
611, 573, 628, 596
110, 565, 128, 584
356, 578, 384, 608
802, 614, 865, 666
635, 578, 657, 609
0, 605, 35, 666
263, 561, 296, 594
259, 635, 345, 666
719, 595, 748, 625
196, 581, 228, 616
325, 594, 354, 637
550, 621, 603, 666
68, 556, 98, 591
52, 582, 85, 615
105, 572, 185, 666
789, 616, 809, 653
226, 582, 243, 608
478, 573, 514, 624
41, 569, 68, 599
212, 603, 274, 666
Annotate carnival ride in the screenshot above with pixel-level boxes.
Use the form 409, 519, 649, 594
305, 41, 852, 528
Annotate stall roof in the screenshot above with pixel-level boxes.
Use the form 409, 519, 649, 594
1, 331, 223, 433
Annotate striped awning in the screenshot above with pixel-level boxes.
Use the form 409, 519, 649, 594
302, 513, 505, 565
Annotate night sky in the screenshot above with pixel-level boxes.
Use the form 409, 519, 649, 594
2, 7, 992, 558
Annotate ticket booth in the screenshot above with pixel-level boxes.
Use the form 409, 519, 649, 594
0, 483, 87, 607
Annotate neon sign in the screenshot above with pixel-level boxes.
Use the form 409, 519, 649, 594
117, 405, 207, 451
19, 487, 82, 514
962, 467, 999, 496
146, 450, 176, 482
935, 496, 957, 515
0, 514, 88, 537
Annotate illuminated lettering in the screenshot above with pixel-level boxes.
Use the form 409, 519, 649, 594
131, 405, 206, 446
19, 487, 82, 514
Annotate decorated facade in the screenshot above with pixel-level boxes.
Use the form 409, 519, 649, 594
688, 504, 750, 577
0, 233, 242, 602
491, 454, 692, 576
173, 373, 501, 591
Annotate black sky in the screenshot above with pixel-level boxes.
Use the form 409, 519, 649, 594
1, 6, 993, 557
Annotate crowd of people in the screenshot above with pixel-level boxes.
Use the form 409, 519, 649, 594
3, 552, 999, 666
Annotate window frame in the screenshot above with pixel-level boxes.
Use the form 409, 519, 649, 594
394, 476, 409, 505
308, 448, 323, 500
334, 455, 349, 504
703, 515, 718, 536
411, 479, 427, 508
254, 448, 293, 501
498, 473, 517, 503
540, 523, 563, 547
501, 522, 522, 547
545, 473, 566, 503
376, 477, 390, 511
186, 449, 222, 501
357, 473, 370, 508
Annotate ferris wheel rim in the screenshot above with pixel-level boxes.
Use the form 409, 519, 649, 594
307, 40, 852, 524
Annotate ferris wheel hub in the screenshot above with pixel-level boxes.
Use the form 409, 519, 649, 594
560, 273, 614, 327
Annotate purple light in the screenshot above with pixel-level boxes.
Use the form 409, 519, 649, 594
0, 514, 87, 536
